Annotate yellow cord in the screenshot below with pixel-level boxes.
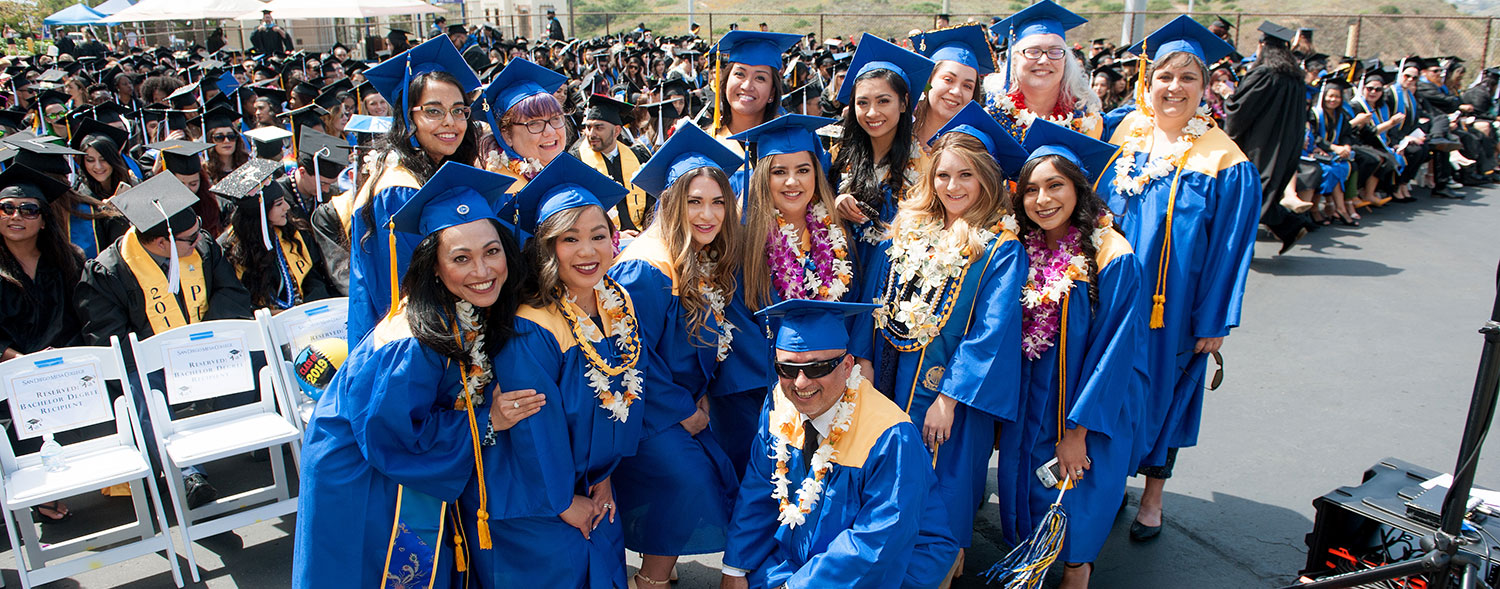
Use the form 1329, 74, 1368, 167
1150, 166, 1185, 329
451, 326, 493, 550
711, 52, 722, 134
386, 221, 399, 320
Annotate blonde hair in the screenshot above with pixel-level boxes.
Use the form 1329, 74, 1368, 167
890, 132, 1008, 260
741, 151, 846, 311
522, 204, 616, 309
648, 166, 741, 345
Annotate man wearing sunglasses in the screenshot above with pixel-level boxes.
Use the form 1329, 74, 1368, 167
722, 299, 957, 589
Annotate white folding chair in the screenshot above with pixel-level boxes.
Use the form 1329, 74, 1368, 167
0, 337, 183, 588
256, 297, 349, 432
129, 319, 300, 583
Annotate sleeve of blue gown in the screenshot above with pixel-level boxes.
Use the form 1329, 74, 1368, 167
1190, 161, 1261, 339
609, 259, 671, 357
848, 239, 891, 362
482, 319, 576, 519
1101, 103, 1139, 142
784, 424, 928, 588
723, 408, 780, 573
1066, 254, 1143, 440
351, 339, 484, 501
936, 239, 1027, 423
346, 186, 420, 344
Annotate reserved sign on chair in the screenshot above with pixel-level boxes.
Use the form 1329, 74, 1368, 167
163, 334, 255, 405
6, 360, 113, 440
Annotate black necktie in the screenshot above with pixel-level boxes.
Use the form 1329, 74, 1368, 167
801, 419, 818, 470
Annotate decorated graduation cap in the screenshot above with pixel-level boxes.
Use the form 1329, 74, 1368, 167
114, 173, 204, 294
245, 125, 293, 160
583, 94, 635, 126
910, 23, 996, 75
1022, 118, 1121, 185
148, 139, 213, 176
1126, 15, 1236, 66
476, 58, 567, 159
209, 158, 282, 249
391, 161, 518, 238
836, 33, 935, 112
711, 31, 803, 69
630, 123, 744, 198
730, 114, 835, 169
0, 163, 72, 203
10, 139, 82, 176
508, 154, 629, 239
69, 117, 129, 151
756, 299, 878, 353
344, 114, 392, 136
933, 101, 1028, 178
365, 35, 481, 148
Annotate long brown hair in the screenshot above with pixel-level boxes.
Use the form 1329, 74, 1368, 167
647, 166, 741, 346
1013, 154, 1105, 308
741, 151, 846, 311
891, 132, 1007, 260
521, 204, 616, 309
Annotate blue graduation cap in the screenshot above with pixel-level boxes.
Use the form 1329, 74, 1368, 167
711, 31, 804, 69
476, 58, 568, 159
1127, 14, 1237, 65
365, 36, 481, 147
988, 0, 1087, 42
1021, 119, 1121, 185
932, 101, 1028, 179
729, 114, 836, 164
911, 24, 996, 75
756, 299, 879, 353
630, 124, 745, 198
507, 154, 629, 238
215, 70, 241, 99
391, 161, 518, 238
837, 34, 936, 112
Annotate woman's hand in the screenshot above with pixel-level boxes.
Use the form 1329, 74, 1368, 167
923, 394, 957, 452
1194, 337, 1225, 355
489, 389, 545, 431
559, 495, 599, 540
680, 408, 710, 436
589, 477, 615, 527
834, 193, 868, 223
1055, 426, 1090, 483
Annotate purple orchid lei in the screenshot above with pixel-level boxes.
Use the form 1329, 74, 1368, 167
1020, 224, 1088, 360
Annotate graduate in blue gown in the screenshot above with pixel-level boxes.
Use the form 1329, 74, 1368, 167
461, 155, 641, 589
712, 114, 860, 479
607, 124, 746, 587
1094, 16, 1261, 542
293, 162, 525, 588
702, 30, 804, 196
722, 300, 958, 589
346, 37, 484, 344
1006, 120, 1146, 587
856, 100, 1029, 579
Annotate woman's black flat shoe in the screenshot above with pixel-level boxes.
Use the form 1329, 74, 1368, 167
1129, 518, 1161, 542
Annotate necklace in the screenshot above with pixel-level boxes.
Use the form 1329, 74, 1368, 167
557, 277, 643, 421
873, 217, 1007, 350
986, 91, 1098, 140
1019, 214, 1112, 360
768, 365, 862, 528
767, 202, 854, 301
454, 300, 492, 406
1112, 105, 1212, 196
697, 257, 735, 361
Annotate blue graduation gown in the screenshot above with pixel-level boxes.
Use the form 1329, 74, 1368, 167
859, 231, 1027, 548
462, 303, 644, 588
723, 380, 958, 588
1003, 232, 1146, 561
293, 307, 487, 589
346, 166, 423, 346
607, 234, 738, 556
1099, 113, 1261, 469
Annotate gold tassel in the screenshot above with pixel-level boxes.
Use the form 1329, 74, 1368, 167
452, 530, 468, 572
475, 510, 493, 549
711, 51, 722, 134
385, 221, 399, 319
1150, 294, 1165, 329
453, 327, 494, 551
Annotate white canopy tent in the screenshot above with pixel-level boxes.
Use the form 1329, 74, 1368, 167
231, 0, 444, 20
101, 0, 268, 22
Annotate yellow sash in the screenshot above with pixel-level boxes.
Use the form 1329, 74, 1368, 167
226, 228, 314, 297
120, 229, 209, 334
330, 190, 355, 240
578, 145, 650, 229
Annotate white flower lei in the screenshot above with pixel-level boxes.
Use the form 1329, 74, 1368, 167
697, 258, 736, 362
455, 300, 492, 404
989, 92, 1098, 135
564, 280, 644, 422
768, 365, 862, 528
771, 202, 854, 301
1111, 105, 1212, 196
872, 218, 1002, 348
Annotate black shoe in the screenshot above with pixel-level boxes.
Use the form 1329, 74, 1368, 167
1276, 226, 1309, 255
1129, 517, 1162, 542
184, 473, 217, 509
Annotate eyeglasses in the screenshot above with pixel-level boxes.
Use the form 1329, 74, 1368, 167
173, 229, 201, 246
774, 353, 847, 380
211, 132, 240, 142
411, 105, 471, 123
1019, 47, 1069, 61
512, 115, 566, 134
0, 202, 42, 219
1363, 86, 1384, 92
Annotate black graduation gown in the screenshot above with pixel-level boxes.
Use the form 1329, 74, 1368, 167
1224, 64, 1307, 232
309, 201, 350, 296
215, 228, 334, 308
75, 232, 254, 349
0, 257, 84, 355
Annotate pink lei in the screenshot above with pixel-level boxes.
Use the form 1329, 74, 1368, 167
766, 202, 853, 301
1020, 225, 1089, 360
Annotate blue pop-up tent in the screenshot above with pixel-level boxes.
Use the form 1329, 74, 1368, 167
43, 3, 107, 25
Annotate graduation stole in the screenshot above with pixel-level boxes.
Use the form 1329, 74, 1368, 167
1314, 105, 1345, 145
279, 231, 314, 295
120, 229, 209, 334
579, 144, 649, 229
1352, 96, 1407, 172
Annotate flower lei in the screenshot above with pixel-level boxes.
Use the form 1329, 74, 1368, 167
558, 277, 644, 422
769, 365, 862, 528
767, 202, 854, 301
985, 91, 1099, 140
1112, 105, 1212, 196
455, 300, 493, 405
1019, 213, 1112, 360
839, 141, 925, 245
872, 217, 1007, 348
697, 257, 735, 362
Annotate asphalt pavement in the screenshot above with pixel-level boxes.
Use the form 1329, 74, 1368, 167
3, 182, 1498, 588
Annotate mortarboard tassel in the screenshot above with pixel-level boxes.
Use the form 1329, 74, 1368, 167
313, 147, 326, 204
712, 50, 722, 134
451, 326, 494, 550
151, 199, 182, 294
385, 220, 399, 320
259, 193, 273, 250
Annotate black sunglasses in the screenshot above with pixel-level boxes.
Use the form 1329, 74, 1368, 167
774, 354, 847, 380
211, 132, 240, 142
0, 202, 42, 219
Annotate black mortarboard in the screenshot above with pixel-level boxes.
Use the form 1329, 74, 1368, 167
0, 109, 25, 131
582, 94, 634, 126
387, 29, 410, 41
208, 158, 281, 202
1213, 16, 1233, 29
69, 118, 129, 151
202, 105, 242, 131
0, 164, 72, 203
10, 139, 82, 176
37, 89, 69, 110
280, 103, 329, 133
167, 81, 202, 108
779, 82, 823, 114
292, 80, 321, 99
112, 172, 202, 239
1258, 21, 1295, 44
147, 139, 213, 175
249, 83, 289, 104
297, 128, 351, 177
447, 24, 467, 35
244, 125, 292, 160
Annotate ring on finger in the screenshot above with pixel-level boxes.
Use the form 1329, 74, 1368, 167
513, 400, 521, 409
